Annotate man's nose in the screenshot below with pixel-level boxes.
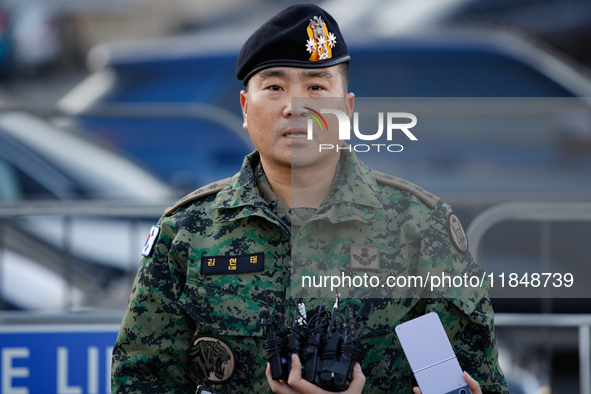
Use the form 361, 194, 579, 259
282, 98, 292, 118
287, 103, 306, 119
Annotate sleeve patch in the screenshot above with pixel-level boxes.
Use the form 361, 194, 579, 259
448, 213, 468, 254
141, 226, 161, 257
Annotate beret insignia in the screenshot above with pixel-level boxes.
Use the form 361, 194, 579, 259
306, 16, 336, 61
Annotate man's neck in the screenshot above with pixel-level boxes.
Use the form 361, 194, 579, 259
260, 157, 339, 208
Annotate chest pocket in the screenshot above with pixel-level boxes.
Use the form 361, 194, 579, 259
180, 283, 265, 336
179, 281, 271, 394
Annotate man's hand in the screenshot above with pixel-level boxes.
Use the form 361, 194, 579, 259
266, 354, 365, 394
412, 371, 482, 394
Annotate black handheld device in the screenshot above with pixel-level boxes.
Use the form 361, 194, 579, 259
261, 310, 288, 381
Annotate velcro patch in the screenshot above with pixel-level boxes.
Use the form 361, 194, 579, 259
141, 226, 160, 257
201, 253, 264, 274
350, 245, 380, 270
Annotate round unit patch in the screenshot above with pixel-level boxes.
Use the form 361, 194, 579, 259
190, 335, 236, 383
448, 213, 468, 253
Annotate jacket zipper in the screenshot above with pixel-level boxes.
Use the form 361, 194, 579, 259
261, 205, 292, 238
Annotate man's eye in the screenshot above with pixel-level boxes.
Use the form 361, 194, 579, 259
309, 85, 324, 91
267, 85, 282, 91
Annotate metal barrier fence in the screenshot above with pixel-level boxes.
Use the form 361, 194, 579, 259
467, 202, 591, 394
0, 201, 168, 218
466, 202, 591, 260
0, 201, 168, 311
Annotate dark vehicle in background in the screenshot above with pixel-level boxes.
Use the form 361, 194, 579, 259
59, 31, 253, 191
0, 111, 174, 202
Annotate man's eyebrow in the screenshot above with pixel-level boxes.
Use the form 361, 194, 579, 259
254, 68, 336, 84
257, 69, 289, 80
300, 69, 334, 80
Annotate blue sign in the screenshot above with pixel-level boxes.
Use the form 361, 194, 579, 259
0, 324, 120, 394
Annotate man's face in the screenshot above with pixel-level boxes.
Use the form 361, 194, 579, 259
240, 66, 354, 170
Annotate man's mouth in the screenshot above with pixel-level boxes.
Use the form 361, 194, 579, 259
284, 128, 308, 139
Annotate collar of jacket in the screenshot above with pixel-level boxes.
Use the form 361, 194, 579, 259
212, 149, 384, 225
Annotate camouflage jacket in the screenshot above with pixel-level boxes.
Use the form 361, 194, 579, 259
112, 150, 508, 394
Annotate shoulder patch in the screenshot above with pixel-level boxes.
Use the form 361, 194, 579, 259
372, 170, 440, 209
190, 335, 236, 383
448, 212, 468, 253
164, 178, 230, 216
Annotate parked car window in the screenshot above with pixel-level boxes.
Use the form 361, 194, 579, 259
106, 55, 240, 103
349, 48, 575, 97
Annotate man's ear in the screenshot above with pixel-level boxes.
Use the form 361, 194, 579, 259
240, 90, 248, 130
345, 92, 355, 118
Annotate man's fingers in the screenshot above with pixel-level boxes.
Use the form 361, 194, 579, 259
286, 354, 307, 388
288, 353, 302, 381
270, 354, 366, 394
413, 372, 480, 394
286, 354, 327, 393
345, 363, 366, 393
463, 371, 483, 394
266, 362, 296, 394
265, 362, 281, 392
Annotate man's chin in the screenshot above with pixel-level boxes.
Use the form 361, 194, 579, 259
290, 152, 339, 170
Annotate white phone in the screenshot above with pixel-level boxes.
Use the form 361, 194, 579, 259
395, 312, 471, 394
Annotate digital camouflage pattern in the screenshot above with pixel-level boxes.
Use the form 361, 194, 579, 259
112, 149, 508, 394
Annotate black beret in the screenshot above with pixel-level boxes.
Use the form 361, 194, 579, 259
236, 3, 349, 85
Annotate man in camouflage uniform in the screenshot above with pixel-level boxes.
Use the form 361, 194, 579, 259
112, 4, 508, 394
